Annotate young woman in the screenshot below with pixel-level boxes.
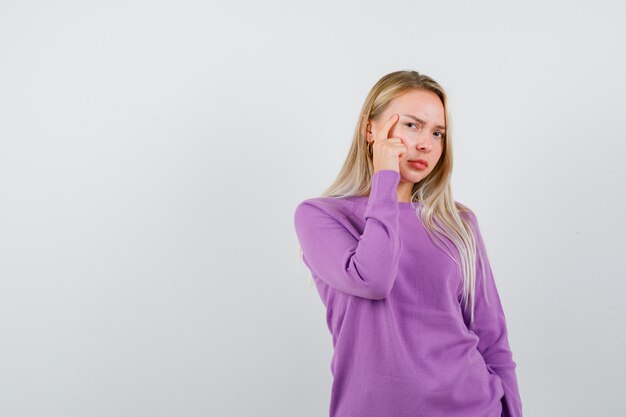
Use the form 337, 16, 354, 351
293, 70, 523, 417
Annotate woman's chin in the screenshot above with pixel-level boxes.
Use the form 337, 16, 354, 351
400, 170, 428, 183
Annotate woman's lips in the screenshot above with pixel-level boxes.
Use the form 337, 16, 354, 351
408, 160, 428, 170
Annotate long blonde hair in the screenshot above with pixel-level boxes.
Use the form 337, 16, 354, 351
297, 70, 491, 330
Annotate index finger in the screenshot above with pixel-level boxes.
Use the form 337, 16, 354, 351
374, 113, 399, 142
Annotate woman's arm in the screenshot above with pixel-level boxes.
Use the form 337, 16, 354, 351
463, 211, 523, 417
293, 169, 402, 300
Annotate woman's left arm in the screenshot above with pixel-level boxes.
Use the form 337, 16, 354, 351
463, 211, 524, 417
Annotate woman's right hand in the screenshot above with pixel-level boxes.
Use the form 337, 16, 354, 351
369, 113, 407, 174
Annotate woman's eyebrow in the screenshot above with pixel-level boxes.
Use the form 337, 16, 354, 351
402, 114, 446, 131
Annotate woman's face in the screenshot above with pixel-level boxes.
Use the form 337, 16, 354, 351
368, 89, 446, 183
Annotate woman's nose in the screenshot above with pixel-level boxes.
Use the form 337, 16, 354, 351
414, 134, 431, 151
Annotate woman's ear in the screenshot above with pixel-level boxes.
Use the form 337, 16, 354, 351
365, 119, 374, 142
361, 113, 372, 141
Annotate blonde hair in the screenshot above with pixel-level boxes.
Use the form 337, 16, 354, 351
297, 70, 491, 330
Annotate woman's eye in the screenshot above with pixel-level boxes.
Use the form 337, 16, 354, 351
407, 122, 444, 140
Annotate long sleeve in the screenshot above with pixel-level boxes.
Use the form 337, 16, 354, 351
463, 211, 523, 417
293, 169, 402, 300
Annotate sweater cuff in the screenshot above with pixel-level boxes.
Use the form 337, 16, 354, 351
369, 170, 400, 204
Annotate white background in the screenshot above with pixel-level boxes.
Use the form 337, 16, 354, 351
1, 0, 624, 416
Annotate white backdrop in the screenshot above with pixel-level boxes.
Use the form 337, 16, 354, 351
1, 0, 624, 416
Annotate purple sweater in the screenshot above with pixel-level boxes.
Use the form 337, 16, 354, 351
293, 169, 522, 417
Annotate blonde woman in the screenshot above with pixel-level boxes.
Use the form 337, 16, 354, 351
293, 70, 523, 417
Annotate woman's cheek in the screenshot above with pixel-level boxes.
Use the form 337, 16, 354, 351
403, 127, 418, 139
